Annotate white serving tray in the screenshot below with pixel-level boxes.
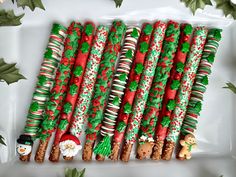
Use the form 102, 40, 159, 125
0, 0, 236, 176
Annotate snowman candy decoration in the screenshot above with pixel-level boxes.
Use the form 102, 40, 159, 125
16, 135, 33, 156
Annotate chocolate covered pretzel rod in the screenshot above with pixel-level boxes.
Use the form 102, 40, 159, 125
120, 21, 167, 162
35, 22, 83, 163
59, 25, 109, 161
110, 24, 153, 161
177, 28, 222, 160
93, 27, 141, 161
68, 25, 109, 143
49, 22, 95, 162
58, 25, 109, 161
162, 27, 208, 160
16, 23, 67, 162
136, 21, 180, 160
82, 20, 126, 161
151, 24, 193, 160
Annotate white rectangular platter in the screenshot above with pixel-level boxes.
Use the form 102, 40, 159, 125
0, 0, 236, 177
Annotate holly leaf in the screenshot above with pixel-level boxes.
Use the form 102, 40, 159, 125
114, 0, 123, 7
15, 0, 45, 11
215, 0, 236, 19
181, 0, 212, 14
0, 10, 24, 26
65, 168, 85, 177
0, 135, 6, 146
223, 82, 236, 94
0, 58, 25, 84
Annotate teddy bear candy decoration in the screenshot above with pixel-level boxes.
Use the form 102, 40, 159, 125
16, 135, 33, 156
178, 134, 197, 160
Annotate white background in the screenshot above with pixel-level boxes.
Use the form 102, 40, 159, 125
0, 0, 236, 176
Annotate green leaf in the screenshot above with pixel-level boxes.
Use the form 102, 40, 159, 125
114, 0, 123, 7
181, 0, 212, 14
215, 0, 236, 19
0, 135, 6, 146
0, 10, 24, 26
65, 168, 85, 177
0, 58, 25, 84
223, 82, 236, 94
15, 0, 45, 11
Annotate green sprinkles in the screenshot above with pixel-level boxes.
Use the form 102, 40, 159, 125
183, 24, 193, 35
131, 28, 139, 38
124, 102, 132, 114
119, 73, 127, 81
85, 24, 94, 36
171, 80, 180, 90
69, 84, 78, 96
112, 96, 120, 106
38, 75, 47, 86
143, 24, 153, 35
129, 81, 138, 91
139, 42, 149, 53
207, 53, 215, 63
201, 75, 209, 85
166, 100, 176, 111
125, 49, 133, 59
135, 63, 144, 74
176, 62, 185, 73
81, 42, 90, 53
63, 102, 72, 114
161, 116, 171, 127
30, 102, 39, 112
73, 65, 83, 77
181, 42, 190, 53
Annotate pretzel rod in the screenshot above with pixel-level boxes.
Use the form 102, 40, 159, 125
110, 24, 153, 161
49, 22, 95, 162
82, 20, 126, 161
16, 23, 67, 162
161, 27, 208, 161
120, 21, 167, 162
177, 28, 222, 160
93, 27, 141, 161
151, 24, 193, 160
136, 21, 180, 160
58, 25, 109, 161
34, 22, 83, 163
16, 24, 67, 161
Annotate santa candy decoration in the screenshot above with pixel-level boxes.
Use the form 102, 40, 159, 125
16, 135, 33, 156
59, 134, 82, 158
